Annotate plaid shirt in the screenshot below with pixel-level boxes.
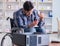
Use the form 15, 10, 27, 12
13, 8, 39, 28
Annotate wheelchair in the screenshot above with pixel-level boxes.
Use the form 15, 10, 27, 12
1, 18, 24, 46
1, 18, 48, 46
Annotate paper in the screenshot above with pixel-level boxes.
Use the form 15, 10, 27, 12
6, 0, 17, 2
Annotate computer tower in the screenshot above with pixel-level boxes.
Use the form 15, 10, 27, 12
26, 34, 49, 46
12, 33, 49, 46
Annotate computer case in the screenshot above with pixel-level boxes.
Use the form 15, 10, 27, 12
12, 33, 49, 46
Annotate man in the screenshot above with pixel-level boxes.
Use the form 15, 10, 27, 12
13, 1, 39, 33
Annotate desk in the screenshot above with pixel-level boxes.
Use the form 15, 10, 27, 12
49, 43, 60, 46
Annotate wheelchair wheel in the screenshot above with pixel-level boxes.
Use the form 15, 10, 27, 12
1, 33, 13, 46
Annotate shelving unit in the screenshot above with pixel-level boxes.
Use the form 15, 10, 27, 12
37, 0, 52, 33
0, 0, 53, 33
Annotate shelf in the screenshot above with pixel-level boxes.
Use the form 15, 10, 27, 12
45, 24, 52, 26
45, 21, 52, 24
21, 0, 27, 1
39, 9, 52, 11
5, 7, 19, 11
5, 0, 19, 4
28, 0, 36, 2
45, 17, 52, 18
5, 10, 18, 11
38, 6, 52, 11
5, 0, 19, 2
5, 4, 19, 11
45, 25, 52, 28
38, 2, 52, 4
37, 0, 52, 3
38, 7, 52, 11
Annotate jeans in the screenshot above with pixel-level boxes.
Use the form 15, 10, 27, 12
24, 27, 36, 33
35, 27, 46, 34
16, 27, 46, 34
16, 27, 36, 34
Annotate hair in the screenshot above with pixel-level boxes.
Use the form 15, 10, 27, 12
23, 1, 34, 11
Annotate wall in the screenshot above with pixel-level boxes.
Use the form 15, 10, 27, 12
52, 0, 60, 32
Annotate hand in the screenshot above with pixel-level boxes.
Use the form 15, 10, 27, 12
28, 20, 39, 27
32, 20, 38, 25
39, 12, 45, 20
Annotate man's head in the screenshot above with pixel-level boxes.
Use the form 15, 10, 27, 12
23, 1, 34, 16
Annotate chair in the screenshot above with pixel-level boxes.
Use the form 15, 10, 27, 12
57, 18, 60, 38
1, 18, 24, 46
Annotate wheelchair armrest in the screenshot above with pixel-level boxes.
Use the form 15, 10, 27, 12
11, 27, 24, 33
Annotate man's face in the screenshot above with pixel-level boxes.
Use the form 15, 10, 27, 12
24, 9, 33, 16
